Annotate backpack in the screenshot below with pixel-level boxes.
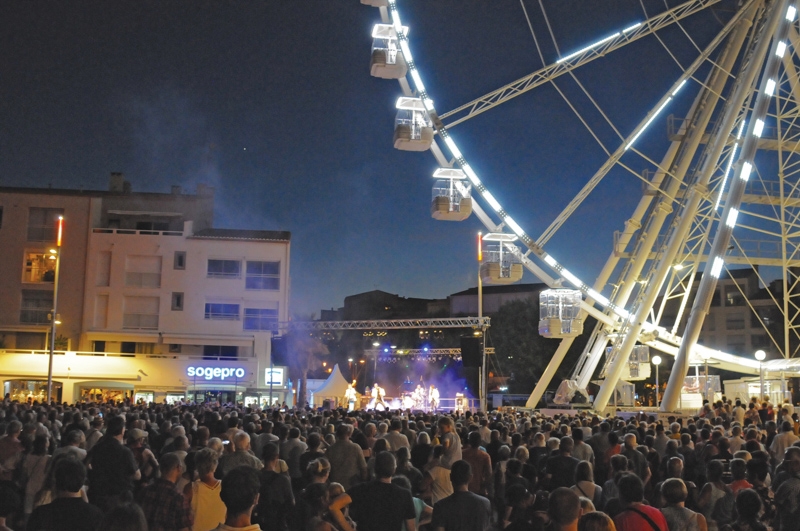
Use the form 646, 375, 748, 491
711, 488, 736, 526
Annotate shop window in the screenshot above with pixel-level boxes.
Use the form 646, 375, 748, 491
23, 251, 57, 283
27, 207, 63, 242
125, 255, 162, 288
203, 345, 238, 360
726, 312, 745, 330
174, 251, 186, 270
20, 290, 53, 324
245, 261, 280, 290
169, 344, 182, 353
243, 308, 279, 331
93, 341, 106, 353
205, 303, 240, 320
207, 259, 241, 278
172, 292, 184, 311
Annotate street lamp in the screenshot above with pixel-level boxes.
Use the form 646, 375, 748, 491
755, 349, 766, 401
652, 355, 662, 407
46, 216, 64, 403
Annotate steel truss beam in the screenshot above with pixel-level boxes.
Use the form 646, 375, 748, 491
274, 318, 490, 331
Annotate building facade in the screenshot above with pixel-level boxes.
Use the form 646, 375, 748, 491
0, 176, 291, 405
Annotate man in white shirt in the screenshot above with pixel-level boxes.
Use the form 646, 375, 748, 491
770, 421, 799, 464
729, 425, 745, 454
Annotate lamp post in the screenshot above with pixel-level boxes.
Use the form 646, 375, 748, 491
755, 349, 766, 401
652, 355, 662, 407
46, 216, 64, 403
477, 232, 487, 412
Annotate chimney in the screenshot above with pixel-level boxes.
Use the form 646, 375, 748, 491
171, 185, 182, 195
109, 172, 125, 192
122, 180, 132, 194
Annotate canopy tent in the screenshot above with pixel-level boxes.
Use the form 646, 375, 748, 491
312, 364, 350, 406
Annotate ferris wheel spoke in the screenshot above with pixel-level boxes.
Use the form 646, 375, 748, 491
439, 0, 728, 129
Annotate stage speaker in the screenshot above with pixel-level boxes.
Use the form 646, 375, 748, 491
460, 336, 483, 368
270, 336, 288, 366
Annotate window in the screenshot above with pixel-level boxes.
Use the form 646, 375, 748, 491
121, 342, 136, 354
171, 292, 184, 311
244, 308, 279, 331
27, 208, 64, 242
725, 287, 745, 306
125, 256, 162, 288
752, 308, 772, 328
174, 251, 186, 270
122, 296, 159, 329
245, 261, 280, 290
22, 251, 57, 283
169, 344, 182, 353
93, 341, 106, 353
205, 303, 240, 320
135, 221, 169, 232
207, 259, 241, 278
727, 334, 746, 354
203, 345, 238, 360
703, 315, 716, 332
752, 335, 770, 348
726, 312, 745, 330
20, 290, 53, 324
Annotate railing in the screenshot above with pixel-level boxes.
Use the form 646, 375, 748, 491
0, 348, 256, 360
122, 313, 159, 329
93, 228, 183, 236
19, 309, 51, 324
204, 313, 240, 321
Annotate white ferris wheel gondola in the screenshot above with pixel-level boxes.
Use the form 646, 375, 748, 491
370, 24, 408, 79
480, 233, 523, 285
393, 97, 434, 151
431, 168, 472, 221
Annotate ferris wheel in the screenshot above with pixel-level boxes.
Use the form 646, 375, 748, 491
360, 0, 800, 412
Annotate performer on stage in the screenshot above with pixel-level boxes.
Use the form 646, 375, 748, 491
412, 384, 425, 410
344, 380, 358, 411
372, 383, 387, 410
428, 384, 439, 412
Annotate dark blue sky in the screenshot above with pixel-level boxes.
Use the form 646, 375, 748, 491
0, 1, 734, 316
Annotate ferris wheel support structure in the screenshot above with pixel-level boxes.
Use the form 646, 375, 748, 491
660, 0, 795, 412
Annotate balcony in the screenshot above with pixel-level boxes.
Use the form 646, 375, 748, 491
93, 228, 183, 236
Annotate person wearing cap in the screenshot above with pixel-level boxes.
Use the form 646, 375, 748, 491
127, 427, 159, 488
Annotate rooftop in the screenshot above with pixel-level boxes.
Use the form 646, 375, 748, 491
190, 228, 291, 242
451, 283, 548, 296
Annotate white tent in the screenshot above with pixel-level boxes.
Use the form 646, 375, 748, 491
312, 364, 350, 407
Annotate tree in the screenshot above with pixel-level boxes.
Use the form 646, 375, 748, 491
286, 332, 329, 407
489, 299, 593, 395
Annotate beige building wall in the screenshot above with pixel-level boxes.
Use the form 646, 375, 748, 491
0, 190, 94, 350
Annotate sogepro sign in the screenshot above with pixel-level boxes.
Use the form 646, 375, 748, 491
187, 366, 246, 380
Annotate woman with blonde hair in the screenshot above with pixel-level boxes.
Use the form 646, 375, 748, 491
183, 447, 226, 531
578, 511, 616, 531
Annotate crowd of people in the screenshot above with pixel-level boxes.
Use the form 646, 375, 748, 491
0, 394, 799, 531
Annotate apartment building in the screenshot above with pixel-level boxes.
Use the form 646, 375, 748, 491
0, 175, 291, 405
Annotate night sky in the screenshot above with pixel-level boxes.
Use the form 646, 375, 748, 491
0, 1, 735, 316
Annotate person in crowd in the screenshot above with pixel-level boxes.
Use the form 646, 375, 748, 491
726, 488, 768, 531
298, 433, 326, 480
396, 446, 424, 496
326, 424, 367, 491
20, 434, 50, 522
773, 446, 800, 531
87, 415, 140, 512
659, 478, 706, 531
383, 419, 411, 452
27, 458, 104, 531
770, 421, 799, 465
84, 417, 104, 452
613, 474, 668, 531
213, 466, 263, 531
348, 452, 416, 531
621, 433, 650, 485
546, 436, 580, 490
729, 458, 753, 494
137, 452, 191, 531
53, 429, 86, 461
184, 447, 226, 531
578, 511, 616, 531
572, 428, 595, 466
461, 431, 492, 497
548, 487, 582, 531
127, 428, 158, 491
422, 444, 454, 505
430, 460, 492, 531
219, 431, 263, 476
437, 417, 462, 470
97, 502, 148, 531
255, 443, 294, 531
698, 459, 735, 531
0, 421, 23, 482
572, 460, 603, 509
281, 427, 308, 489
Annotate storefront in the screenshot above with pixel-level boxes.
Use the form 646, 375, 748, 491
0, 350, 289, 406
